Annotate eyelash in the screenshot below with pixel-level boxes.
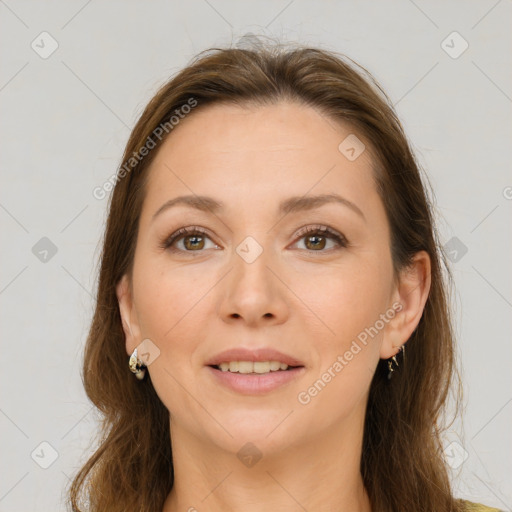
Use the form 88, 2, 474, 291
160, 224, 348, 255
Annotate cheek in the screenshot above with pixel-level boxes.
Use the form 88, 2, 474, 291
292, 258, 391, 353
133, 262, 214, 340
293, 265, 387, 417
132, 266, 214, 414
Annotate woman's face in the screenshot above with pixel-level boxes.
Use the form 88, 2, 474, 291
117, 101, 419, 454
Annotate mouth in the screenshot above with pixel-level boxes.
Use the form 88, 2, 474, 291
205, 347, 305, 394
206, 361, 306, 395
209, 361, 303, 374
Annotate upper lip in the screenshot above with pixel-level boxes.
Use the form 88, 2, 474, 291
206, 347, 305, 367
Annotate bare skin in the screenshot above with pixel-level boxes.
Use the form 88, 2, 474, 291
116, 101, 431, 512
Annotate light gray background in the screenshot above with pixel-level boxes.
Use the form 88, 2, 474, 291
1, 1, 511, 511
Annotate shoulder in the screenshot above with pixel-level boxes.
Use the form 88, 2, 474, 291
458, 499, 503, 511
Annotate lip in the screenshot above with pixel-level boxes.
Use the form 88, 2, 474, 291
205, 347, 305, 368
206, 365, 306, 395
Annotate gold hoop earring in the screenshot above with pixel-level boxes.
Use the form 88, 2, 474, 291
129, 348, 146, 380
387, 344, 405, 380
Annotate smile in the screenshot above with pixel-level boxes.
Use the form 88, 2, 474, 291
214, 361, 297, 373
207, 364, 305, 395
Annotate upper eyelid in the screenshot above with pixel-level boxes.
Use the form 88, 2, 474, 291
294, 224, 345, 239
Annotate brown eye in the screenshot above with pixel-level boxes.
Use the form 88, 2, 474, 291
304, 234, 327, 250
182, 234, 205, 250
294, 225, 348, 252
160, 226, 219, 253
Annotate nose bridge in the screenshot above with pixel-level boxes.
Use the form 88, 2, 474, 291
218, 232, 288, 325
232, 233, 274, 302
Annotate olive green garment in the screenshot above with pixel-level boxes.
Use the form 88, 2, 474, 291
459, 499, 504, 511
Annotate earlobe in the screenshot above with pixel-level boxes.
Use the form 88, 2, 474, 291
116, 274, 139, 355
380, 251, 431, 359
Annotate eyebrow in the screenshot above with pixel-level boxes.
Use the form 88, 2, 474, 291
152, 193, 366, 222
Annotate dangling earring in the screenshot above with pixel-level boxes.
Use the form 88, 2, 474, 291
129, 348, 146, 380
387, 344, 405, 380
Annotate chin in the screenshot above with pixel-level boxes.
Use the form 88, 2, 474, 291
210, 410, 300, 449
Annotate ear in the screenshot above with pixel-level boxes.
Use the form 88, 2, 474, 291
116, 274, 142, 356
380, 250, 431, 359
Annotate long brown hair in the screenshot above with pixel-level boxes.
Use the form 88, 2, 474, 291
68, 43, 463, 511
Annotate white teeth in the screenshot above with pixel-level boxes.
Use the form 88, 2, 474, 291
238, 361, 253, 373
217, 361, 290, 373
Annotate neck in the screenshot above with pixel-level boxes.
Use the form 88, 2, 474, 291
162, 409, 372, 512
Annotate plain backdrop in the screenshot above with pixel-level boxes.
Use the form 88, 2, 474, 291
1, 1, 511, 510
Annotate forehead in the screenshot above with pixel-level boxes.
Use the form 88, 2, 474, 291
141, 101, 381, 221
153, 101, 367, 160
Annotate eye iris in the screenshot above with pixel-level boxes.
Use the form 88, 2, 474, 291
184, 235, 205, 250
305, 234, 326, 250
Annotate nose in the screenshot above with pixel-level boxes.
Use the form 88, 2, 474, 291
218, 243, 289, 327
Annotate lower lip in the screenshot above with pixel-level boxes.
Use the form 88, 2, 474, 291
206, 366, 305, 395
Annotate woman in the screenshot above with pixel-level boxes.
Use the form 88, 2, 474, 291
68, 44, 501, 511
